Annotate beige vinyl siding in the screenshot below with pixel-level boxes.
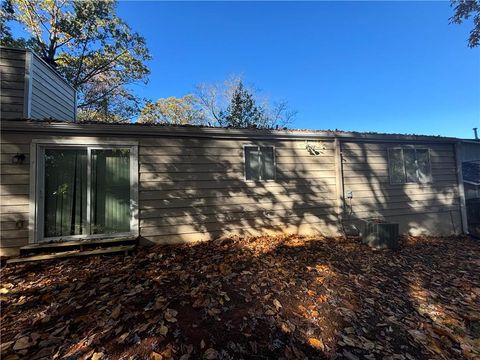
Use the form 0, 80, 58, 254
0, 124, 465, 253
29, 54, 76, 120
0, 48, 26, 119
0, 131, 340, 252
137, 137, 339, 244
341, 141, 462, 235
0, 133, 30, 250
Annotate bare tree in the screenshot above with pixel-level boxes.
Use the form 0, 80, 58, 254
195, 74, 296, 128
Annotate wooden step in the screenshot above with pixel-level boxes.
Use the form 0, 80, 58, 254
7, 245, 136, 265
20, 237, 137, 255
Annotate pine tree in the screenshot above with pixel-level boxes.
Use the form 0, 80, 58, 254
219, 82, 266, 128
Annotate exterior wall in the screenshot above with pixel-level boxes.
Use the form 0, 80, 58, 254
460, 141, 480, 163
464, 182, 479, 200
0, 48, 26, 119
138, 137, 339, 245
29, 54, 76, 120
0, 123, 465, 256
0, 133, 30, 255
341, 141, 463, 235
0, 130, 340, 255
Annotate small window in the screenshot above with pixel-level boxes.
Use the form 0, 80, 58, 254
388, 148, 432, 184
244, 146, 275, 181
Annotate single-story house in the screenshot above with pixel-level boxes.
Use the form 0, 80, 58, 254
459, 139, 480, 237
462, 161, 480, 199
460, 140, 480, 200
0, 47, 469, 256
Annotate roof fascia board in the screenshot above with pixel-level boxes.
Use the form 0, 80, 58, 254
1, 120, 458, 143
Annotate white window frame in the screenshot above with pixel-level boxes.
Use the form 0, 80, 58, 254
243, 145, 276, 182
29, 138, 139, 243
387, 147, 432, 185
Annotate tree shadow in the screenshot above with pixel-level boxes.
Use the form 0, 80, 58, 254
2, 234, 478, 359
138, 133, 340, 245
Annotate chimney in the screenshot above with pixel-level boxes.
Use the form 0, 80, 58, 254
474, 127, 479, 140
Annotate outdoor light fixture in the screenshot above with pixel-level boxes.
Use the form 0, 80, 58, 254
12, 153, 26, 164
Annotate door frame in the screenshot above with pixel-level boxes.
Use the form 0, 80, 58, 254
29, 138, 139, 244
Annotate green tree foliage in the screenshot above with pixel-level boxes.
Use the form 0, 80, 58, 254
1, 0, 151, 121
138, 95, 206, 125
218, 81, 266, 128
450, 0, 480, 47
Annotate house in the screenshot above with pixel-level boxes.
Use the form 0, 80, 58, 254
0, 47, 76, 121
459, 139, 480, 237
460, 139, 480, 200
0, 48, 468, 257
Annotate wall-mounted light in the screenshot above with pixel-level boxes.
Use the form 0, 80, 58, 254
12, 153, 26, 164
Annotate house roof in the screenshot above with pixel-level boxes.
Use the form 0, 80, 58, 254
462, 161, 480, 186
1, 118, 461, 143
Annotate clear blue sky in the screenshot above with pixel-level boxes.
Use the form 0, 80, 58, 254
116, 1, 479, 138
117, 1, 480, 138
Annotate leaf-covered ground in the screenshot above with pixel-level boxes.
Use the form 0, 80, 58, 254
1, 235, 480, 360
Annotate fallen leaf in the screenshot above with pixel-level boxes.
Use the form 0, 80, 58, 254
150, 351, 163, 360
110, 305, 121, 319
307, 337, 324, 350
159, 324, 168, 336
164, 308, 178, 323
203, 348, 218, 359
12, 337, 31, 351
273, 299, 282, 311
91, 352, 104, 360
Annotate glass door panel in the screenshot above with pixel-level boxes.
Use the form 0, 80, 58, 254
91, 149, 131, 235
44, 148, 88, 237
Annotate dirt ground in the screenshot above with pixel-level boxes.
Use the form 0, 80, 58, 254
1, 235, 479, 360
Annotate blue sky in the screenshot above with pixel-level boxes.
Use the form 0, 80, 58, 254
9, 1, 479, 137
116, 1, 479, 138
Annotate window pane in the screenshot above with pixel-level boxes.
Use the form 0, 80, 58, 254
245, 146, 260, 180
388, 149, 405, 184
403, 149, 417, 183
416, 149, 431, 183
44, 149, 87, 237
261, 147, 275, 180
91, 149, 131, 234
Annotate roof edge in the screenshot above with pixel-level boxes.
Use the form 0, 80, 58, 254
1, 119, 460, 143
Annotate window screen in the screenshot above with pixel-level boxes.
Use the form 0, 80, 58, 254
415, 149, 432, 183
261, 147, 275, 180
388, 148, 405, 184
245, 146, 260, 181
244, 146, 275, 181
388, 148, 431, 184
403, 149, 417, 183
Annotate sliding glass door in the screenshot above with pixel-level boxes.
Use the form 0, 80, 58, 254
91, 149, 131, 235
44, 148, 88, 237
38, 145, 135, 241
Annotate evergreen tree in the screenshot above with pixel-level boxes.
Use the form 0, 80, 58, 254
218, 81, 266, 128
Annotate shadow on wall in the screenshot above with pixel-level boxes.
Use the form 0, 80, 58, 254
138, 135, 341, 245
340, 141, 462, 236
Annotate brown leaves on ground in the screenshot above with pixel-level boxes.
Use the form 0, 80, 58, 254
1, 234, 479, 359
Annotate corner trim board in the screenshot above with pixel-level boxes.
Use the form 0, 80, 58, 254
455, 142, 469, 234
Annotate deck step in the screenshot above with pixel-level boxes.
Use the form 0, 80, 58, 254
7, 245, 136, 264
20, 237, 137, 255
